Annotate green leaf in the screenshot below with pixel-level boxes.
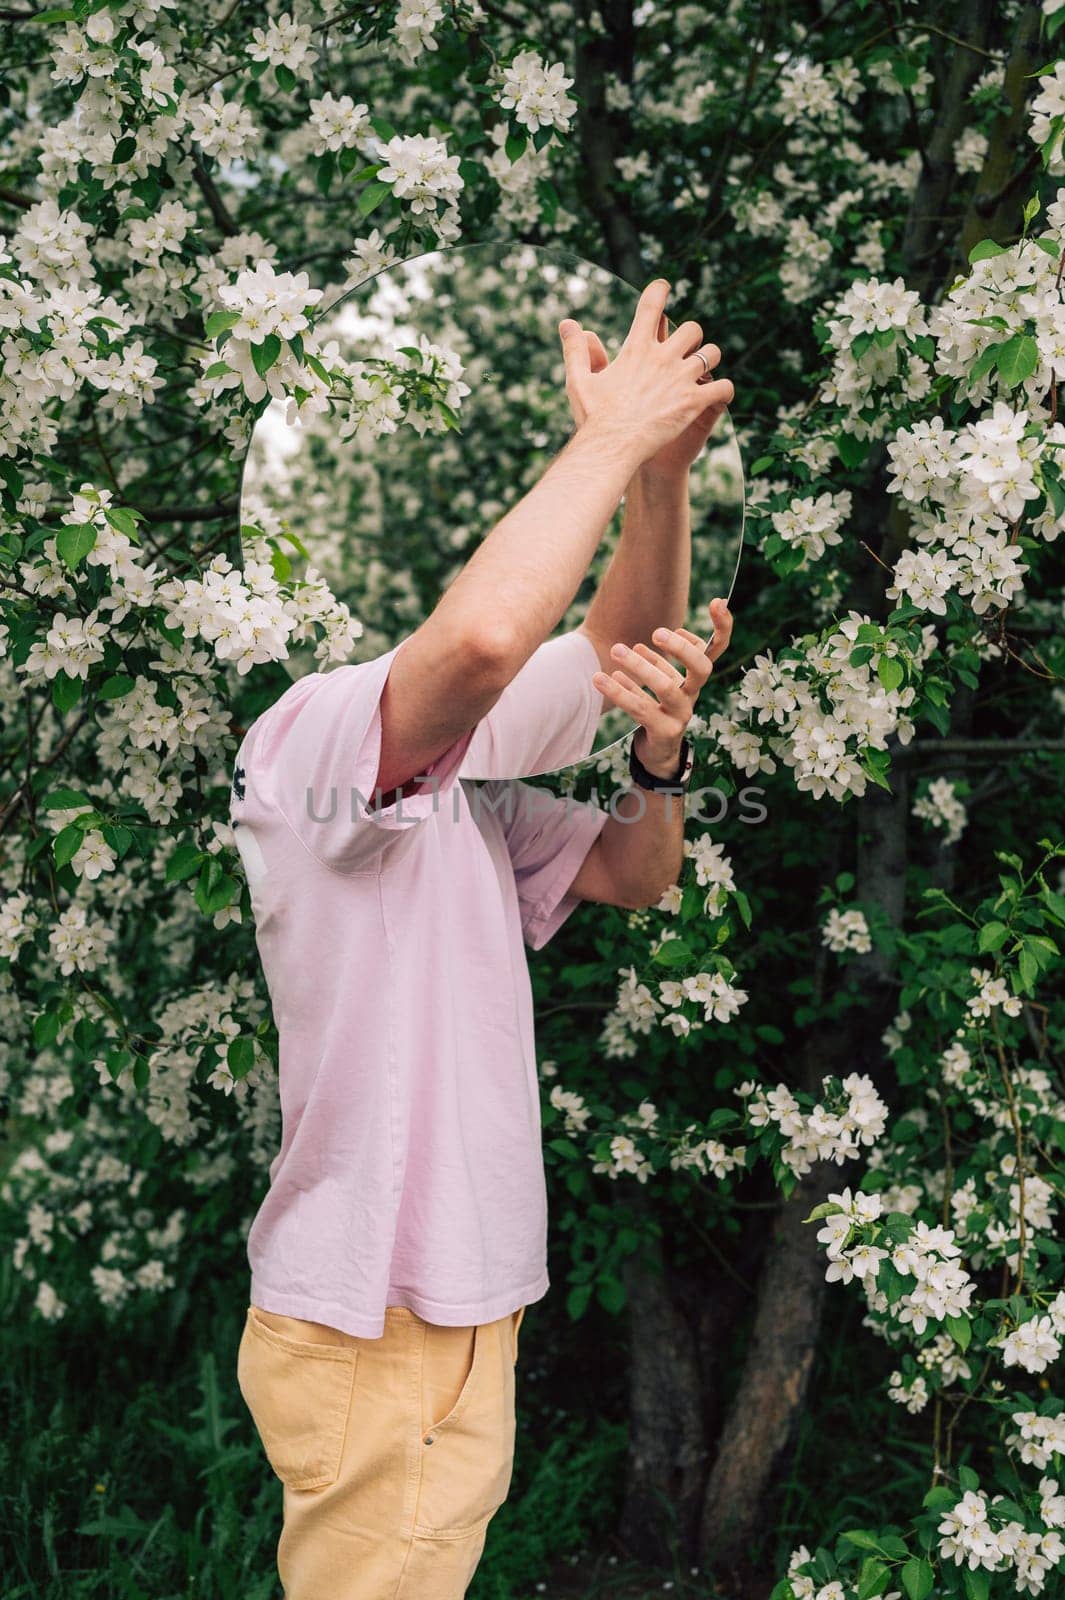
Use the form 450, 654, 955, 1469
98, 674, 136, 700
316, 151, 336, 194
166, 842, 204, 884
968, 239, 1007, 263
856, 1557, 892, 1600
505, 130, 527, 162
1041, 464, 1065, 519
749, 454, 775, 474
945, 1313, 972, 1351
53, 824, 83, 868
103, 506, 141, 539
840, 1531, 886, 1553
105, 1048, 131, 1083
356, 179, 392, 218
205, 310, 241, 339
838, 433, 869, 468
40, 788, 92, 810
803, 1201, 844, 1224
877, 655, 904, 691
52, 672, 82, 713
652, 939, 693, 968
194, 860, 236, 916
275, 62, 297, 92
251, 334, 282, 377
227, 1036, 256, 1079
968, 341, 1003, 383
33, 1009, 61, 1048
56, 522, 97, 570
901, 1557, 934, 1600
922, 1486, 957, 1511
566, 1283, 592, 1320
995, 332, 1039, 389
860, 751, 893, 793
369, 117, 397, 142
976, 921, 1009, 953
877, 1259, 911, 1307
596, 1275, 627, 1314
962, 1567, 990, 1600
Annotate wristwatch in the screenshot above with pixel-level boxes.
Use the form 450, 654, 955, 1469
628, 735, 694, 795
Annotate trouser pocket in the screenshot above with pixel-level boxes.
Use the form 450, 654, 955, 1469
413, 1315, 517, 1538
512, 1305, 526, 1362
237, 1305, 358, 1492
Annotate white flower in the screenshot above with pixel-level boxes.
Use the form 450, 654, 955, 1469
309, 93, 371, 155
374, 132, 464, 216
496, 49, 577, 135
822, 906, 872, 954
1000, 1316, 1062, 1374
246, 12, 318, 77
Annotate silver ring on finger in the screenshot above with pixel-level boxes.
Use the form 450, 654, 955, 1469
693, 349, 712, 383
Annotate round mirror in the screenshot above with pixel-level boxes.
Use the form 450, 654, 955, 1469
238, 239, 745, 777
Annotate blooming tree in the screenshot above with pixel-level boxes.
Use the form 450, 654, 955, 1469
1, 0, 1065, 1595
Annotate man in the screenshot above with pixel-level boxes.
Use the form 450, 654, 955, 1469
231, 278, 734, 1599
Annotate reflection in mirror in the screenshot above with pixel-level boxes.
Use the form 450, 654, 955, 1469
238, 240, 744, 774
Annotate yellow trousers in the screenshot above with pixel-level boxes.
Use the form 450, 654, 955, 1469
237, 1301, 526, 1599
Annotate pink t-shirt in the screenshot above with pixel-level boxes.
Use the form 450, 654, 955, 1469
231, 629, 608, 1338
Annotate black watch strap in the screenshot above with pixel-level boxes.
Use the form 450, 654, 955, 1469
628, 736, 694, 794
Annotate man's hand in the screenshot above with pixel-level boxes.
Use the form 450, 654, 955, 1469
559, 303, 732, 478
591, 597, 734, 777
557, 280, 732, 468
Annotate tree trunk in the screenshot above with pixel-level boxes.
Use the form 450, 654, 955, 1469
573, 0, 645, 286
618, 1202, 711, 1566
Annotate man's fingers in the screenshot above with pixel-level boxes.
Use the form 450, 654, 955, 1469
665, 319, 704, 358
695, 375, 734, 406
609, 642, 687, 707
648, 628, 714, 689
592, 669, 677, 735
623, 279, 671, 350
559, 318, 591, 380
701, 601, 734, 660
586, 329, 609, 374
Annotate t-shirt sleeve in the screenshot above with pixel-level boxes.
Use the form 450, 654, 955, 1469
248, 644, 473, 874
490, 778, 610, 950
458, 629, 605, 780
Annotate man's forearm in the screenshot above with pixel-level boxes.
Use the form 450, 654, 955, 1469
580, 465, 691, 667
427, 421, 645, 677
593, 781, 686, 909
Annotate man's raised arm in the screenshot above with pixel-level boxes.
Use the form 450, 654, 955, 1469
374, 279, 729, 798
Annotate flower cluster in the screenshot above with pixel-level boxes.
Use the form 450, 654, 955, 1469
741, 1078, 888, 1177
706, 611, 936, 802
939, 1486, 1064, 1594
821, 905, 872, 954
816, 1190, 977, 1340
913, 776, 968, 846
496, 48, 577, 135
